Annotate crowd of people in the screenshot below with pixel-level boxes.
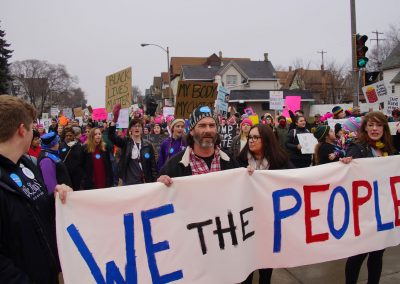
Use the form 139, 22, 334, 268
1, 94, 400, 283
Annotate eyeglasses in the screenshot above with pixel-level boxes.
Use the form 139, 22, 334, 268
248, 135, 261, 142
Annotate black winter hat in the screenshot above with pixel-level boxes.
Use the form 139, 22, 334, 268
313, 125, 330, 141
334, 123, 342, 135
189, 106, 217, 130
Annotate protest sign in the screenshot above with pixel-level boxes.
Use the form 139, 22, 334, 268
270, 91, 284, 110
388, 122, 399, 135
326, 118, 347, 131
163, 107, 175, 118
362, 80, 388, 104
42, 113, 49, 120
92, 108, 108, 121
42, 118, 51, 132
106, 67, 132, 112
50, 106, 59, 117
116, 108, 129, 129
297, 133, 318, 154
385, 95, 400, 116
248, 114, 259, 126
216, 86, 230, 117
218, 124, 237, 149
282, 96, 301, 117
63, 108, 73, 119
57, 156, 400, 283
74, 107, 83, 117
175, 81, 218, 119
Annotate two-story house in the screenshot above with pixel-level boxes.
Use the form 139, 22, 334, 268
382, 43, 400, 98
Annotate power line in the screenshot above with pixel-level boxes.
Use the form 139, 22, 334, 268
370, 30, 385, 65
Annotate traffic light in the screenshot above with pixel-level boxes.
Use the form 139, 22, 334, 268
356, 34, 369, 68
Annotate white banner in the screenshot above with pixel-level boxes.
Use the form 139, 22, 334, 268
116, 108, 129, 129
56, 156, 400, 284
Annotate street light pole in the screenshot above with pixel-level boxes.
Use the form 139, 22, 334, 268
140, 43, 173, 106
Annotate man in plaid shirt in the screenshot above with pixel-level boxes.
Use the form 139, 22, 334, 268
157, 106, 238, 184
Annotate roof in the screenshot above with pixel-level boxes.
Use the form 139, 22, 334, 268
161, 72, 169, 83
382, 43, 400, 70
276, 70, 296, 88
170, 53, 250, 76
181, 65, 220, 80
229, 89, 314, 102
234, 61, 277, 79
390, 70, 400, 84
152, 76, 161, 87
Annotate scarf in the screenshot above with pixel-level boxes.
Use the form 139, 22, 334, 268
247, 152, 269, 170
189, 147, 221, 175
368, 139, 388, 157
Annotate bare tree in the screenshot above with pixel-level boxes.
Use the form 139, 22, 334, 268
325, 60, 351, 104
368, 24, 400, 71
10, 59, 78, 114
291, 58, 312, 70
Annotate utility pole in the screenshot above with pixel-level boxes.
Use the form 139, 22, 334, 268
370, 30, 385, 68
350, 0, 359, 107
317, 49, 327, 70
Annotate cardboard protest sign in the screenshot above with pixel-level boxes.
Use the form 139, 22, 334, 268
92, 108, 108, 121
63, 108, 73, 119
73, 107, 83, 118
362, 80, 387, 104
283, 96, 301, 117
297, 133, 318, 154
175, 81, 218, 119
50, 106, 59, 117
270, 91, 284, 110
106, 67, 132, 112
57, 156, 400, 283
163, 107, 175, 118
218, 124, 237, 149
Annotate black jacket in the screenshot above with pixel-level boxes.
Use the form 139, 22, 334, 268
81, 145, 114, 190
59, 141, 84, 191
108, 125, 158, 183
159, 147, 239, 178
286, 127, 312, 162
0, 155, 59, 284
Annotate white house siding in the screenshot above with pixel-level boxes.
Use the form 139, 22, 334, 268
383, 68, 400, 97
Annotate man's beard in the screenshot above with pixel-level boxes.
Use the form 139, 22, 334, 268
193, 132, 217, 148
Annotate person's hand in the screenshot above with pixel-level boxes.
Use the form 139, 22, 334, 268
247, 165, 255, 176
55, 184, 73, 204
297, 144, 302, 150
328, 153, 336, 160
112, 103, 121, 123
157, 175, 173, 187
339, 157, 352, 164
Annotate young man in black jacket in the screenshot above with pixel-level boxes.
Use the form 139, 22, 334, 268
0, 95, 71, 284
158, 105, 238, 184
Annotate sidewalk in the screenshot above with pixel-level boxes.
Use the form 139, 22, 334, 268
252, 245, 400, 283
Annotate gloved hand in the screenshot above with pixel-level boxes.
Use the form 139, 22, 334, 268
112, 104, 121, 123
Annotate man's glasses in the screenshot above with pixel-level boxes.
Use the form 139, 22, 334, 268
248, 135, 261, 142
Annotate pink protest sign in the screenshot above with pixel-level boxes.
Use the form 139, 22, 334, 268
282, 96, 301, 117
92, 108, 108, 121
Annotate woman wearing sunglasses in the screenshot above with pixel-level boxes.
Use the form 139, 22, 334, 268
237, 123, 292, 284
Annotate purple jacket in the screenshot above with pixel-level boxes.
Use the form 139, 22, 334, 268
157, 136, 186, 171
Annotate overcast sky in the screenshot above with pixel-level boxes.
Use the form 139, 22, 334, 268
1, 0, 399, 107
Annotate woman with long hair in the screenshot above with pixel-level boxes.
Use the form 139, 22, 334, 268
237, 124, 292, 284
81, 127, 113, 190
344, 111, 396, 284
230, 118, 252, 160
286, 115, 312, 168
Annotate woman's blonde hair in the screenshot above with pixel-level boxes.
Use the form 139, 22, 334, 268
86, 127, 106, 153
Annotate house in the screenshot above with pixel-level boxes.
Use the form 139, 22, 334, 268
179, 53, 315, 116
382, 43, 400, 97
277, 67, 347, 104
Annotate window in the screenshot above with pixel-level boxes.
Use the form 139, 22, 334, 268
392, 85, 395, 94
226, 75, 237, 85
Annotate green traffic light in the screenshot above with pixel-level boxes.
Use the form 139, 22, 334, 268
358, 57, 368, 68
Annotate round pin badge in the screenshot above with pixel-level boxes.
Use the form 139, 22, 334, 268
62, 148, 67, 152
22, 167, 35, 179
95, 154, 101, 159
169, 148, 174, 154
144, 153, 150, 159
10, 173, 23, 187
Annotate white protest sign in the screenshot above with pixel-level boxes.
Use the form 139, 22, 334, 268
57, 156, 400, 283
385, 95, 400, 116
388, 122, 399, 135
63, 108, 74, 119
50, 106, 59, 117
116, 108, 129, 129
42, 113, 49, 120
270, 91, 284, 110
296, 133, 318, 154
362, 80, 388, 104
163, 107, 175, 118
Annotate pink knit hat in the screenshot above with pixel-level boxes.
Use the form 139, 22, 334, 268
240, 118, 253, 127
